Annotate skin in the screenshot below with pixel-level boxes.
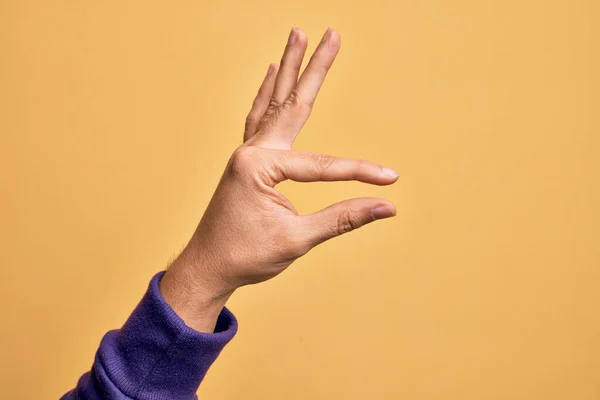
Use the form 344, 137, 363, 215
159, 27, 399, 333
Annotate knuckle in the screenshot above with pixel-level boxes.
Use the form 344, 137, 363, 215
286, 89, 314, 109
317, 64, 331, 78
262, 97, 283, 125
311, 153, 336, 174
352, 159, 366, 179
267, 97, 282, 110
335, 210, 362, 235
286, 90, 301, 107
228, 146, 257, 176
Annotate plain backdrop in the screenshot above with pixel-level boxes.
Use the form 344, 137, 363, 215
1, 1, 599, 399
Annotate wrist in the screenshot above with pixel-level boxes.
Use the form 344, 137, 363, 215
159, 249, 234, 333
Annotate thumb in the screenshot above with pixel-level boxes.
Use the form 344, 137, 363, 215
299, 197, 396, 246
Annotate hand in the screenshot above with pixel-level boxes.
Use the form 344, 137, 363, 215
160, 28, 398, 332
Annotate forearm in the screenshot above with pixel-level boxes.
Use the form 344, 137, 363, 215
62, 272, 237, 400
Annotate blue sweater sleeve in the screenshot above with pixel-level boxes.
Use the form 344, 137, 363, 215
61, 271, 238, 400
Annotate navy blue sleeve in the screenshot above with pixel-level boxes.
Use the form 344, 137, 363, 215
61, 272, 238, 400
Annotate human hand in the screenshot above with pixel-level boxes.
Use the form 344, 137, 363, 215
160, 28, 398, 332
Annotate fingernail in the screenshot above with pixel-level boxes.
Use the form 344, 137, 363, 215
288, 28, 297, 45
380, 167, 399, 179
371, 205, 396, 220
321, 27, 332, 43
267, 63, 276, 75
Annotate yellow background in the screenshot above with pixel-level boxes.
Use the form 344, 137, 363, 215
1, 1, 599, 399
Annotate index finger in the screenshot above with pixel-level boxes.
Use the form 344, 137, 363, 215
268, 150, 399, 186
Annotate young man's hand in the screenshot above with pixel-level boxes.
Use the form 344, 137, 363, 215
160, 28, 398, 332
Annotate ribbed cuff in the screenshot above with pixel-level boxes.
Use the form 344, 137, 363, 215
96, 271, 238, 400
